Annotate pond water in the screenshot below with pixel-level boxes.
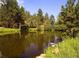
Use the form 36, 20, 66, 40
0, 32, 60, 58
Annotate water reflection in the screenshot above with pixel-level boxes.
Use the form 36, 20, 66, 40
0, 32, 55, 58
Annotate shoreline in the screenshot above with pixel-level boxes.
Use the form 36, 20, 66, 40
0, 27, 54, 35
0, 27, 20, 36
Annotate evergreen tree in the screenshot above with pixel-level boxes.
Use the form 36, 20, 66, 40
58, 0, 76, 29
50, 15, 55, 25
57, 0, 79, 37
37, 9, 44, 25
0, 0, 19, 28
44, 13, 49, 21
74, 0, 79, 28
0, 0, 26, 28
14, 6, 28, 28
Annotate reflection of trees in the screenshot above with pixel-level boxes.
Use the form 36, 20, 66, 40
36, 32, 54, 52
37, 32, 44, 51
0, 32, 55, 57
0, 33, 27, 57
20, 33, 30, 47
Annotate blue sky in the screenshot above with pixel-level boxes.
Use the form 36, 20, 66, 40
18, 0, 67, 19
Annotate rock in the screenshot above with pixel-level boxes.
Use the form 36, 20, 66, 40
36, 54, 45, 58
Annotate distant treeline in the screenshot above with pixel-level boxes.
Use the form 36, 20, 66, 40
0, 0, 55, 31
0, 0, 79, 33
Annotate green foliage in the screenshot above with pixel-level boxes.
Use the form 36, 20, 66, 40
45, 35, 79, 58
55, 0, 79, 37
24, 9, 55, 31
50, 15, 55, 25
0, 27, 19, 35
0, 0, 27, 28
0, 0, 55, 30
0, 0, 19, 27
54, 24, 67, 31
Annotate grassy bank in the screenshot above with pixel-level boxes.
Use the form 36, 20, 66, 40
45, 34, 79, 58
0, 27, 54, 35
28, 28, 54, 32
0, 27, 20, 35
28, 28, 38, 32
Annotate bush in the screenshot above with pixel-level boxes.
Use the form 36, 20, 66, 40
45, 36, 79, 58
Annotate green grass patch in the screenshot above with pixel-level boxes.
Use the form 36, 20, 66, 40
28, 28, 54, 32
28, 28, 37, 32
45, 36, 79, 58
0, 27, 20, 35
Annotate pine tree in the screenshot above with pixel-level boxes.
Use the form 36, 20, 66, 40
0, 0, 19, 28
58, 0, 76, 29
57, 0, 79, 37
50, 15, 55, 25
0, 0, 27, 28
74, 0, 79, 28
37, 9, 44, 25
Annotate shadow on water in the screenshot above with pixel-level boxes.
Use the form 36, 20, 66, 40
0, 31, 62, 58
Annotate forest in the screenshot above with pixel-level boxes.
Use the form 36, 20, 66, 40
0, 0, 54, 31
0, 0, 79, 58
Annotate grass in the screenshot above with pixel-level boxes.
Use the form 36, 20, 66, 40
0, 27, 20, 35
28, 28, 54, 32
0, 27, 54, 35
28, 28, 37, 32
45, 34, 79, 58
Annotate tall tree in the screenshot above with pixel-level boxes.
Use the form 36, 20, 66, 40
0, 0, 19, 28
44, 13, 49, 20
50, 15, 55, 25
14, 6, 28, 28
0, 0, 26, 28
74, 0, 79, 28
37, 9, 44, 25
57, 0, 79, 37
58, 0, 76, 30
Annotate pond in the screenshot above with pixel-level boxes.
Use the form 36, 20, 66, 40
0, 32, 61, 58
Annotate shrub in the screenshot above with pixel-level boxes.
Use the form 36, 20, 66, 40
45, 36, 79, 58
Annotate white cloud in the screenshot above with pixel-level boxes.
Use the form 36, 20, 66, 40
17, 0, 24, 7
